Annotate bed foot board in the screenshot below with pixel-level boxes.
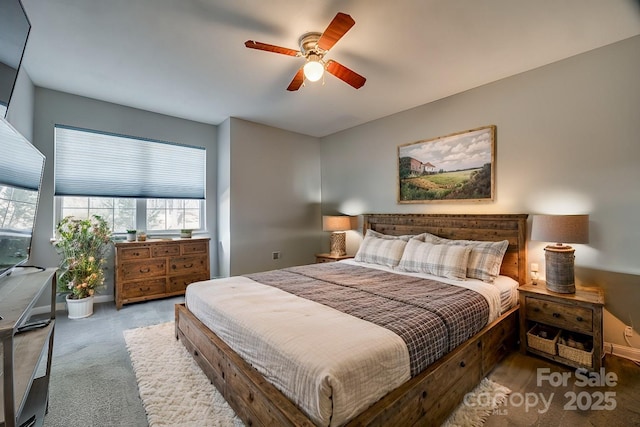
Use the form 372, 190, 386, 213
175, 303, 518, 427
175, 303, 314, 427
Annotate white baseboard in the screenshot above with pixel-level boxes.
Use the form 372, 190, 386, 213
604, 341, 640, 363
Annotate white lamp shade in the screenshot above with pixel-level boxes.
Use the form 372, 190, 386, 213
531, 214, 589, 245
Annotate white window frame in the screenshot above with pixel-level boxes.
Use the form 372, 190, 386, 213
54, 197, 205, 236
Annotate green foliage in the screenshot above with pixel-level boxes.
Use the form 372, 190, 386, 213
399, 165, 491, 201
445, 163, 492, 199
54, 215, 112, 299
400, 182, 451, 200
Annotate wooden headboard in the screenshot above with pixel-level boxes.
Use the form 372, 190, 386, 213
363, 213, 528, 285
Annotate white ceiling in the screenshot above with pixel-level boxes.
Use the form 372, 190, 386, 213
20, 0, 640, 137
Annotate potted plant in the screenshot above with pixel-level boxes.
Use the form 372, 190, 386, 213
54, 215, 112, 319
126, 229, 137, 241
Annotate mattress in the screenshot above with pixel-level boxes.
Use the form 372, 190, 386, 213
185, 260, 515, 426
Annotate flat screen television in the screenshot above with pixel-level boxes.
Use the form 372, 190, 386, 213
0, 117, 44, 279
0, 0, 31, 117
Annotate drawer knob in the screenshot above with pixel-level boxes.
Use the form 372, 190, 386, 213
553, 313, 560, 318
140, 267, 150, 273
576, 316, 583, 322
459, 361, 466, 368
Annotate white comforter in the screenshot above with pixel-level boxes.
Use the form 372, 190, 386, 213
185, 261, 511, 426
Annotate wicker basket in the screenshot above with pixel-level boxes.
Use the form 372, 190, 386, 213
527, 324, 560, 355
558, 332, 593, 367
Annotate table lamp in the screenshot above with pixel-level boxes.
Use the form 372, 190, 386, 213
531, 214, 589, 293
322, 216, 352, 257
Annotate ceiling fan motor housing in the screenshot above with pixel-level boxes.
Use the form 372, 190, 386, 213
299, 32, 324, 57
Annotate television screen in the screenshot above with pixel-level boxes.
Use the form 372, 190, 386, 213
0, 117, 44, 279
0, 0, 31, 117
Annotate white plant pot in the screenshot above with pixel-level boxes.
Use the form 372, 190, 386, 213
66, 295, 94, 319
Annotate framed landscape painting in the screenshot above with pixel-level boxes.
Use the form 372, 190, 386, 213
398, 125, 496, 203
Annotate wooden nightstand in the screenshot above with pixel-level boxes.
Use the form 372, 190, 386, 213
315, 253, 353, 263
519, 282, 604, 370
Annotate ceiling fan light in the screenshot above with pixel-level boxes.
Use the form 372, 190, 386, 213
303, 58, 324, 82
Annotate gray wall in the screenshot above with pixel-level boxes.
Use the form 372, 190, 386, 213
320, 35, 640, 346
221, 118, 322, 276
5, 64, 34, 140
30, 88, 218, 302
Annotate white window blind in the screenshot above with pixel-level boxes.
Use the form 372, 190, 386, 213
54, 125, 205, 199
0, 117, 45, 191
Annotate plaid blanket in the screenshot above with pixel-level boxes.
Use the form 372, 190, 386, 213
246, 262, 489, 376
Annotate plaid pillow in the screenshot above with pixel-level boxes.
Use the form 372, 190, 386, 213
397, 238, 471, 280
354, 230, 411, 267
447, 240, 509, 283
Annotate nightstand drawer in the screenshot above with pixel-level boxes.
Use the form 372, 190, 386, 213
526, 297, 593, 334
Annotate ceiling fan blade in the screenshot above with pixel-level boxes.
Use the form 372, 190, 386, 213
326, 60, 366, 89
317, 12, 355, 51
287, 67, 305, 91
244, 40, 300, 56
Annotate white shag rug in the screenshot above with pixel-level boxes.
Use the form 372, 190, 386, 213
124, 322, 510, 427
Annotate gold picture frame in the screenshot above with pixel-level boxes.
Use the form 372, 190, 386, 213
398, 125, 496, 203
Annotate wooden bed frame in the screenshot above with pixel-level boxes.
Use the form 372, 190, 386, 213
175, 213, 528, 426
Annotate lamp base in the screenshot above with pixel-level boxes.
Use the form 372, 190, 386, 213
544, 245, 576, 293
329, 231, 347, 257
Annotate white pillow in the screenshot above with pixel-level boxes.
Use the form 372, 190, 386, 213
397, 238, 471, 280
354, 230, 411, 267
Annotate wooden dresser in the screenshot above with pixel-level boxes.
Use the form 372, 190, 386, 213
114, 238, 210, 309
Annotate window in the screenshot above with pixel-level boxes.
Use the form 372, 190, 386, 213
57, 197, 203, 233
147, 199, 201, 230
0, 186, 38, 230
54, 126, 206, 234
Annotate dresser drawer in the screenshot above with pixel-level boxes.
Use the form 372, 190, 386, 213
119, 247, 151, 260
121, 260, 166, 281
181, 241, 208, 255
167, 273, 209, 293
152, 244, 180, 257
526, 297, 593, 334
169, 255, 207, 275
121, 278, 166, 299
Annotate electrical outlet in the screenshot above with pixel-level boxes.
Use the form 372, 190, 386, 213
625, 326, 633, 337
272, 251, 281, 260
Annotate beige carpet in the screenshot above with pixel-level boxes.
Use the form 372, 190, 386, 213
124, 322, 510, 427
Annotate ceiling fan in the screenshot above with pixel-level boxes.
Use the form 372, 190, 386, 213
244, 12, 366, 91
